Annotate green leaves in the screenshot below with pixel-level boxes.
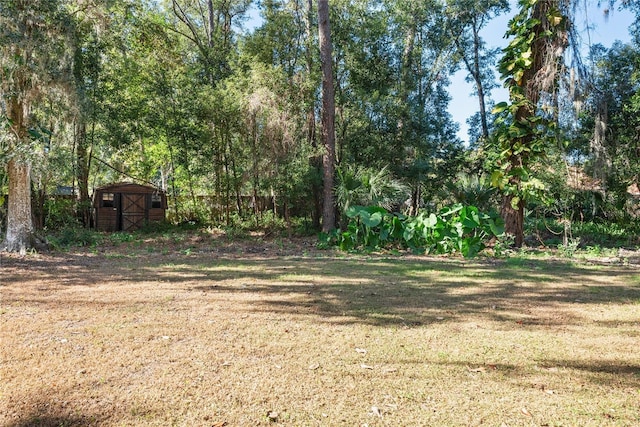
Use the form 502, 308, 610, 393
491, 102, 509, 114
321, 204, 505, 258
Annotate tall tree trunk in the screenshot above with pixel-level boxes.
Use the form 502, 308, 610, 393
499, 0, 566, 247
3, 159, 35, 254
398, 17, 416, 138
76, 119, 92, 227
400, 19, 418, 212
591, 98, 608, 194
318, 0, 336, 232
471, 19, 489, 140
454, 16, 489, 141
465, 17, 489, 141
306, 0, 321, 230
3, 95, 37, 253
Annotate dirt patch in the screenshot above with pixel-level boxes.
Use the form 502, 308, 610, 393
1, 236, 639, 426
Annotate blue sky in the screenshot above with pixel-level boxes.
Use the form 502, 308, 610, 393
451, 4, 636, 142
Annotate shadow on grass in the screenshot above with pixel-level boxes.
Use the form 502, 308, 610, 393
2, 395, 107, 427
541, 359, 640, 380
179, 257, 639, 326
3, 252, 638, 329
3, 251, 640, 410
6, 415, 96, 427
432, 358, 640, 391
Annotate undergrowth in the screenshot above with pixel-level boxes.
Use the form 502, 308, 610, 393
319, 204, 505, 258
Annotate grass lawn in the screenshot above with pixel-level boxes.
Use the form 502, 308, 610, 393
1, 235, 639, 426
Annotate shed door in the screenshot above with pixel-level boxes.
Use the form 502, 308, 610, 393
121, 193, 147, 231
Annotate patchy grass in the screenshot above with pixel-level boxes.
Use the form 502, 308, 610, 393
1, 238, 639, 426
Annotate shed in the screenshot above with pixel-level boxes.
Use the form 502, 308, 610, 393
93, 182, 167, 232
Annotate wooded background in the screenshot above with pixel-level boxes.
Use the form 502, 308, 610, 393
1, 0, 639, 251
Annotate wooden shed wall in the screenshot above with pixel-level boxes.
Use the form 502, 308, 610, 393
94, 183, 166, 232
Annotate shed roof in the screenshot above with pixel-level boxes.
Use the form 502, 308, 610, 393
94, 182, 164, 193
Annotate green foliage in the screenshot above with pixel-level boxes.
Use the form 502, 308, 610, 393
43, 197, 79, 230
493, 233, 516, 257
319, 204, 504, 257
571, 222, 640, 247
110, 231, 135, 243
527, 217, 640, 248
445, 172, 497, 212
335, 166, 409, 218
47, 226, 103, 249
557, 237, 580, 258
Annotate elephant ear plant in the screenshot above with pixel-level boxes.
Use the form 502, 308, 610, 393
319, 204, 505, 257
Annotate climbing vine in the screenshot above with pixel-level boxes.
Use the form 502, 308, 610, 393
487, 0, 568, 245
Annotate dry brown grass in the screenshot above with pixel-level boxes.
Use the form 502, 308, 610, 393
1, 235, 639, 426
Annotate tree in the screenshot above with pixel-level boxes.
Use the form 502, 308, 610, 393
72, 8, 107, 227
0, 0, 74, 252
318, 0, 337, 232
170, 0, 250, 85
447, 0, 508, 143
490, 0, 568, 247
242, 0, 322, 227
328, 0, 463, 215
577, 41, 640, 220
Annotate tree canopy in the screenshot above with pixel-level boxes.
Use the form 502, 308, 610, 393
0, 0, 638, 252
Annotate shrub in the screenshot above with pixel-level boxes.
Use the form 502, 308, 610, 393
47, 226, 103, 249
319, 204, 505, 257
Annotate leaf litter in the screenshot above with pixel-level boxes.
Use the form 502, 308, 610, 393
1, 240, 638, 426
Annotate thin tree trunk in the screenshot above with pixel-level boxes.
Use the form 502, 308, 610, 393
318, 0, 336, 232
410, 184, 421, 217
454, 17, 489, 141
250, 113, 261, 225
471, 18, 489, 140
223, 129, 232, 226
398, 17, 416, 140
167, 139, 180, 221
231, 154, 242, 218
306, 0, 321, 230
591, 98, 608, 194
76, 119, 92, 227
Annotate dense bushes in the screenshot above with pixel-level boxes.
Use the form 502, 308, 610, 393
319, 204, 505, 257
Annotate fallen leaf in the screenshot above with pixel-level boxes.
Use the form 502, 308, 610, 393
521, 407, 532, 417
371, 406, 382, 418
211, 422, 227, 427
267, 411, 278, 421
355, 347, 367, 354
308, 363, 320, 370
360, 363, 374, 370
